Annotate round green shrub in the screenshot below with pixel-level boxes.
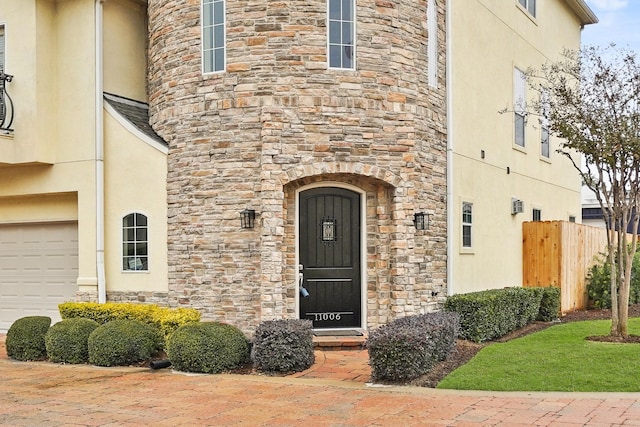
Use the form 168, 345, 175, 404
6, 316, 51, 361
88, 319, 163, 367
166, 322, 249, 374
45, 318, 99, 364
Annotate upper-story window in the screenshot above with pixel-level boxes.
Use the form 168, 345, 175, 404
202, 0, 225, 74
518, 0, 536, 17
540, 90, 550, 158
427, 0, 438, 88
123, 213, 148, 271
514, 67, 526, 148
328, 0, 355, 70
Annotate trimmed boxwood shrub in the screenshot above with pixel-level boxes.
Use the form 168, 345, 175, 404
6, 316, 51, 361
444, 287, 543, 343
537, 286, 561, 321
252, 319, 314, 374
367, 312, 460, 383
88, 319, 163, 367
166, 322, 249, 374
45, 318, 99, 364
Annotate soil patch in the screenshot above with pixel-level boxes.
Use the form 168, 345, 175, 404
411, 304, 640, 388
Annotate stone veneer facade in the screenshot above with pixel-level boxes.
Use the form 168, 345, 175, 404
147, 0, 448, 333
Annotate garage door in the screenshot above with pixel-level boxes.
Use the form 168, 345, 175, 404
0, 222, 78, 331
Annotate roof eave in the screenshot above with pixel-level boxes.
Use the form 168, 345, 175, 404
565, 0, 599, 26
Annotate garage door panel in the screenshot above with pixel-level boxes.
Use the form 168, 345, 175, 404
0, 223, 78, 331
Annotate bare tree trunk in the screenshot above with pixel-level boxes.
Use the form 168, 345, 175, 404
610, 225, 620, 336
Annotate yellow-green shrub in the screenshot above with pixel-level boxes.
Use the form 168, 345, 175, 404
58, 302, 201, 339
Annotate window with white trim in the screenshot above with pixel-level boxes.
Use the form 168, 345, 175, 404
328, 0, 355, 69
462, 202, 473, 248
540, 90, 550, 158
123, 213, 148, 271
533, 208, 542, 222
518, 0, 536, 17
427, 0, 438, 88
202, 0, 225, 73
514, 67, 526, 148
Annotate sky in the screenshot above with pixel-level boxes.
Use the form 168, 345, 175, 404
582, 0, 640, 52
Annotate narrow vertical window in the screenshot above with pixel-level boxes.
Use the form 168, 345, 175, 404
202, 0, 225, 73
462, 202, 473, 248
328, 0, 355, 69
533, 208, 542, 222
123, 213, 148, 271
518, 0, 536, 17
540, 90, 550, 158
427, 0, 438, 88
514, 67, 526, 148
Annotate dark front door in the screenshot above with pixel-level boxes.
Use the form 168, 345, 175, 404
299, 187, 361, 328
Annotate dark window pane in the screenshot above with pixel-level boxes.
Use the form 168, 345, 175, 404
204, 50, 214, 72
329, 21, 341, 44
136, 228, 148, 241
135, 213, 147, 226
203, 27, 213, 50
124, 228, 135, 241
462, 225, 472, 247
214, 25, 225, 48
329, 45, 341, 67
213, 1, 224, 25
329, 0, 341, 20
136, 243, 148, 256
123, 214, 134, 227
203, 3, 213, 26
215, 49, 224, 72
342, 22, 352, 44
124, 243, 136, 256
342, 46, 353, 68
342, 0, 353, 20
515, 113, 525, 147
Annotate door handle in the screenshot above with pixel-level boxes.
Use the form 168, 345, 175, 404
298, 264, 309, 297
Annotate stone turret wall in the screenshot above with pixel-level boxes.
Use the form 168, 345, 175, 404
147, 0, 448, 333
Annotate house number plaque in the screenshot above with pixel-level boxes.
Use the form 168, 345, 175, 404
309, 312, 352, 321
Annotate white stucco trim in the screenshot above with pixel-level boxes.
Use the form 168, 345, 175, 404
103, 97, 169, 155
294, 181, 367, 331
95, 0, 106, 304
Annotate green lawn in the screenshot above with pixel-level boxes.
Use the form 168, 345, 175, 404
437, 318, 640, 392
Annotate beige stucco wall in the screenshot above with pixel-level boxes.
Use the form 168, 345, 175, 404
103, 108, 168, 293
0, 0, 158, 300
449, 0, 585, 294
103, 0, 148, 101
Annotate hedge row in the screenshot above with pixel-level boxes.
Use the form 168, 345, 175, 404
58, 302, 201, 340
5, 314, 314, 375
367, 312, 460, 382
444, 286, 560, 343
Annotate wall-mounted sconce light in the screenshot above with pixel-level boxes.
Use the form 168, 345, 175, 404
413, 212, 430, 230
240, 209, 256, 229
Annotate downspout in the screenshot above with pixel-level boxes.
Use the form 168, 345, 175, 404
445, 0, 454, 296
95, 0, 106, 303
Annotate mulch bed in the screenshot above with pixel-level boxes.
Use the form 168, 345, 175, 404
410, 304, 640, 388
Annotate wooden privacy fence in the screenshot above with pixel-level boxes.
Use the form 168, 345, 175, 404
523, 221, 608, 313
